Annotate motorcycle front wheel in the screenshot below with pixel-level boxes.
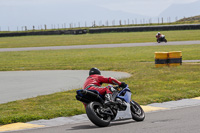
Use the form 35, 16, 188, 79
130, 100, 145, 121
86, 102, 111, 127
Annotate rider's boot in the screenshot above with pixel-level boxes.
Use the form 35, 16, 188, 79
104, 93, 115, 106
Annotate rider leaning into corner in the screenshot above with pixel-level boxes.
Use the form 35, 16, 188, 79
156, 32, 167, 43
82, 68, 127, 107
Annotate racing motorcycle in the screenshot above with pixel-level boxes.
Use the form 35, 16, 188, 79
157, 35, 167, 43
76, 84, 145, 127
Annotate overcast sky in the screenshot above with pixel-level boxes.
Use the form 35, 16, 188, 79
1, 0, 198, 16
0, 0, 199, 31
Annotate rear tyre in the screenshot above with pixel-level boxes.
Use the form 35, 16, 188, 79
130, 100, 145, 121
86, 102, 111, 127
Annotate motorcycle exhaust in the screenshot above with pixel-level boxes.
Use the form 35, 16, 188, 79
76, 89, 104, 104
76, 95, 91, 103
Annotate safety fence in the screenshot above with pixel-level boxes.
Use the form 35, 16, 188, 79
0, 24, 200, 37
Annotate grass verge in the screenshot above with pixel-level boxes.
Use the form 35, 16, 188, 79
0, 30, 200, 48
0, 44, 200, 125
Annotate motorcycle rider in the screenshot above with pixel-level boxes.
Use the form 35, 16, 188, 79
156, 32, 166, 43
156, 32, 162, 39
83, 68, 127, 106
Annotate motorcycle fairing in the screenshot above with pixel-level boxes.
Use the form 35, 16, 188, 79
117, 87, 132, 103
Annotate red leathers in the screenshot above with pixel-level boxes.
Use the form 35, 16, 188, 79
83, 74, 122, 95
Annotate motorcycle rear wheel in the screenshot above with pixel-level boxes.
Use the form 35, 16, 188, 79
130, 100, 145, 121
86, 102, 111, 127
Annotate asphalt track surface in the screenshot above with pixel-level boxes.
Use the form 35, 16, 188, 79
4, 100, 200, 133
0, 40, 200, 52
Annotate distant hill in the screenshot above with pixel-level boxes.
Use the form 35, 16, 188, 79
177, 15, 200, 22
159, 0, 200, 20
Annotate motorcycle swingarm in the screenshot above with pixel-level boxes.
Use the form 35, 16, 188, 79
99, 107, 115, 116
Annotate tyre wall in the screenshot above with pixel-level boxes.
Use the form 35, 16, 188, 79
0, 29, 87, 37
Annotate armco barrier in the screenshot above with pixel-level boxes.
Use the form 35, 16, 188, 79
155, 51, 182, 67
89, 24, 200, 33
0, 29, 87, 37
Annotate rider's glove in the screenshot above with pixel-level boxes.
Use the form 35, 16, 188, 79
119, 82, 127, 88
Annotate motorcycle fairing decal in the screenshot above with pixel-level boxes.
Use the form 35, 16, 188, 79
124, 91, 131, 103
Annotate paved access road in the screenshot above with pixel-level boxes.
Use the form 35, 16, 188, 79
0, 70, 131, 104
10, 104, 200, 133
0, 40, 200, 52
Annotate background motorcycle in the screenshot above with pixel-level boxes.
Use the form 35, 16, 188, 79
76, 84, 145, 127
157, 35, 167, 43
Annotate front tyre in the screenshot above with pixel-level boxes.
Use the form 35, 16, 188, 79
86, 102, 111, 127
130, 100, 145, 121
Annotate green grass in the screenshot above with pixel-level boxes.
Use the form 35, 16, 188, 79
0, 44, 199, 71
0, 30, 200, 48
0, 44, 200, 125
0, 90, 84, 124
